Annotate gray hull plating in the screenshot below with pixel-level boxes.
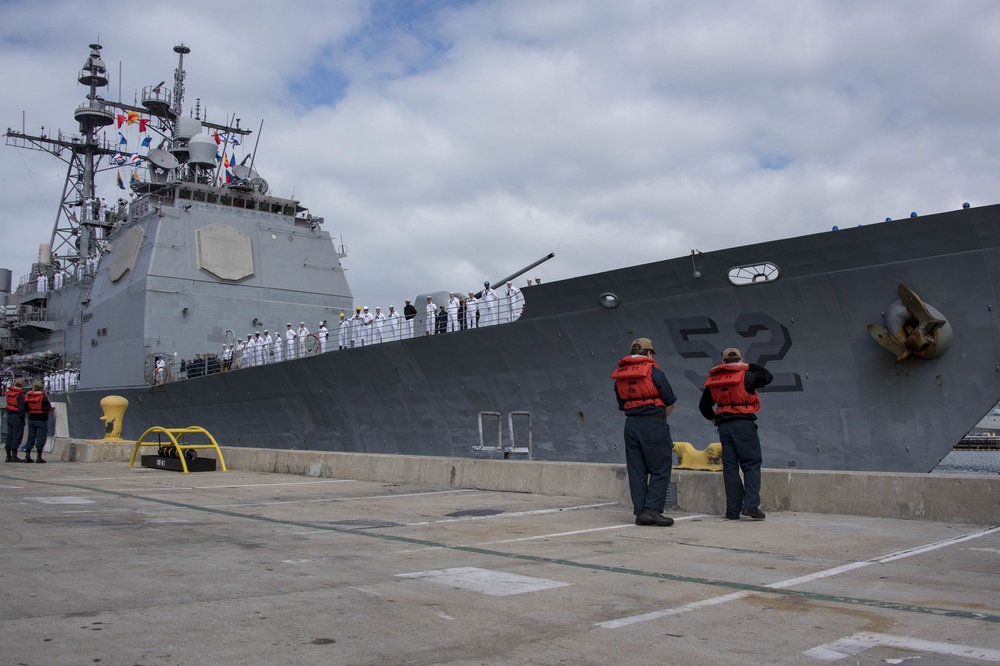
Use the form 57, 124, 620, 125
62, 204, 1000, 473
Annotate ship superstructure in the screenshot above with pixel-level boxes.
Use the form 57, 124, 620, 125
3, 44, 351, 387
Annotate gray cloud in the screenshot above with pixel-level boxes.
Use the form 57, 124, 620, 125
1, 0, 997, 310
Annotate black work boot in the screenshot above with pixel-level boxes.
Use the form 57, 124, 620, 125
35, 454, 46, 463
4, 450, 10, 462
9, 449, 22, 463
24, 451, 33, 463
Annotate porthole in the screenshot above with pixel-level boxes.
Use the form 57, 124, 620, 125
728, 262, 780, 286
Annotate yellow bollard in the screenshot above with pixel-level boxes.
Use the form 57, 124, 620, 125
673, 441, 722, 471
99, 395, 129, 440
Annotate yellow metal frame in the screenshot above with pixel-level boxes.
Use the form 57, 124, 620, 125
129, 426, 228, 473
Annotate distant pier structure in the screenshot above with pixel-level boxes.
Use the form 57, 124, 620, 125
957, 405, 1000, 450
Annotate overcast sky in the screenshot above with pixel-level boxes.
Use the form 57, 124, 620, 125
2, 0, 998, 309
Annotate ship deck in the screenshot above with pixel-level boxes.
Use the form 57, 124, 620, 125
2, 463, 998, 665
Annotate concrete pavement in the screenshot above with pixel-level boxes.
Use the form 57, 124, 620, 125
1, 461, 998, 665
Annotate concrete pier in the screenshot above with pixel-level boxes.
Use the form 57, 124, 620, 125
0, 458, 997, 665
50, 438, 1000, 524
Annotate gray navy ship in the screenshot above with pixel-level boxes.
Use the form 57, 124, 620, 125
4, 43, 1000, 473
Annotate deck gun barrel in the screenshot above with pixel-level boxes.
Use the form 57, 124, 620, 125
481, 252, 555, 296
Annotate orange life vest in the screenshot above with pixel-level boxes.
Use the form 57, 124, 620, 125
704, 362, 760, 415
612, 356, 666, 410
25, 391, 48, 416
5, 386, 24, 413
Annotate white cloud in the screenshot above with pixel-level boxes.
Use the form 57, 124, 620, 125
2, 0, 998, 311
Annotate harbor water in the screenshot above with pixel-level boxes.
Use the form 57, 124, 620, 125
932, 449, 1000, 475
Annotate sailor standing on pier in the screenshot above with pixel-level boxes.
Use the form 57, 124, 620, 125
700, 348, 773, 521
4, 378, 26, 463
23, 381, 53, 464
612, 337, 676, 527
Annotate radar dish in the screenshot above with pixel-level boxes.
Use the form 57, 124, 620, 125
147, 149, 179, 170
231, 164, 257, 181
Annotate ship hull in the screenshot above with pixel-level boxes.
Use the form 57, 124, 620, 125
60, 204, 1000, 473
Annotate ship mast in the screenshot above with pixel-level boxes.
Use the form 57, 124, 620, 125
3, 43, 252, 275
5, 43, 117, 271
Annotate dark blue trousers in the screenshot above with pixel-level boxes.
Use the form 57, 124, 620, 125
5, 416, 25, 452
624, 416, 673, 514
717, 418, 762, 517
25, 419, 47, 453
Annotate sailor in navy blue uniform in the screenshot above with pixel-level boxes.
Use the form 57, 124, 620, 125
612, 337, 677, 526
699, 347, 773, 520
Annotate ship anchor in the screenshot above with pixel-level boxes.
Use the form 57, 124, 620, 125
867, 284, 953, 362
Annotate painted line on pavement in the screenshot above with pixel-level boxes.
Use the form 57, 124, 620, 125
596, 525, 1000, 628
471, 514, 708, 546
803, 631, 1000, 661
6, 472, 999, 625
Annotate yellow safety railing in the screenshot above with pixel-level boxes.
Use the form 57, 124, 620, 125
129, 426, 228, 473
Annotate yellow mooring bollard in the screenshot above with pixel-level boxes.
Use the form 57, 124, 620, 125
673, 441, 723, 471
99, 396, 129, 440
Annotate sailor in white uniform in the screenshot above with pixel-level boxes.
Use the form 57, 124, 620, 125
465, 291, 479, 329
447, 292, 460, 332
425, 297, 437, 336
297, 322, 310, 358
386, 306, 401, 342
338, 312, 350, 349
272, 331, 284, 362
253, 332, 264, 365
285, 323, 296, 359
480, 282, 498, 326
505, 281, 524, 322
351, 307, 363, 347
155, 356, 166, 384
317, 321, 329, 354
372, 307, 386, 344
245, 335, 255, 367
360, 307, 374, 346
262, 330, 272, 363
